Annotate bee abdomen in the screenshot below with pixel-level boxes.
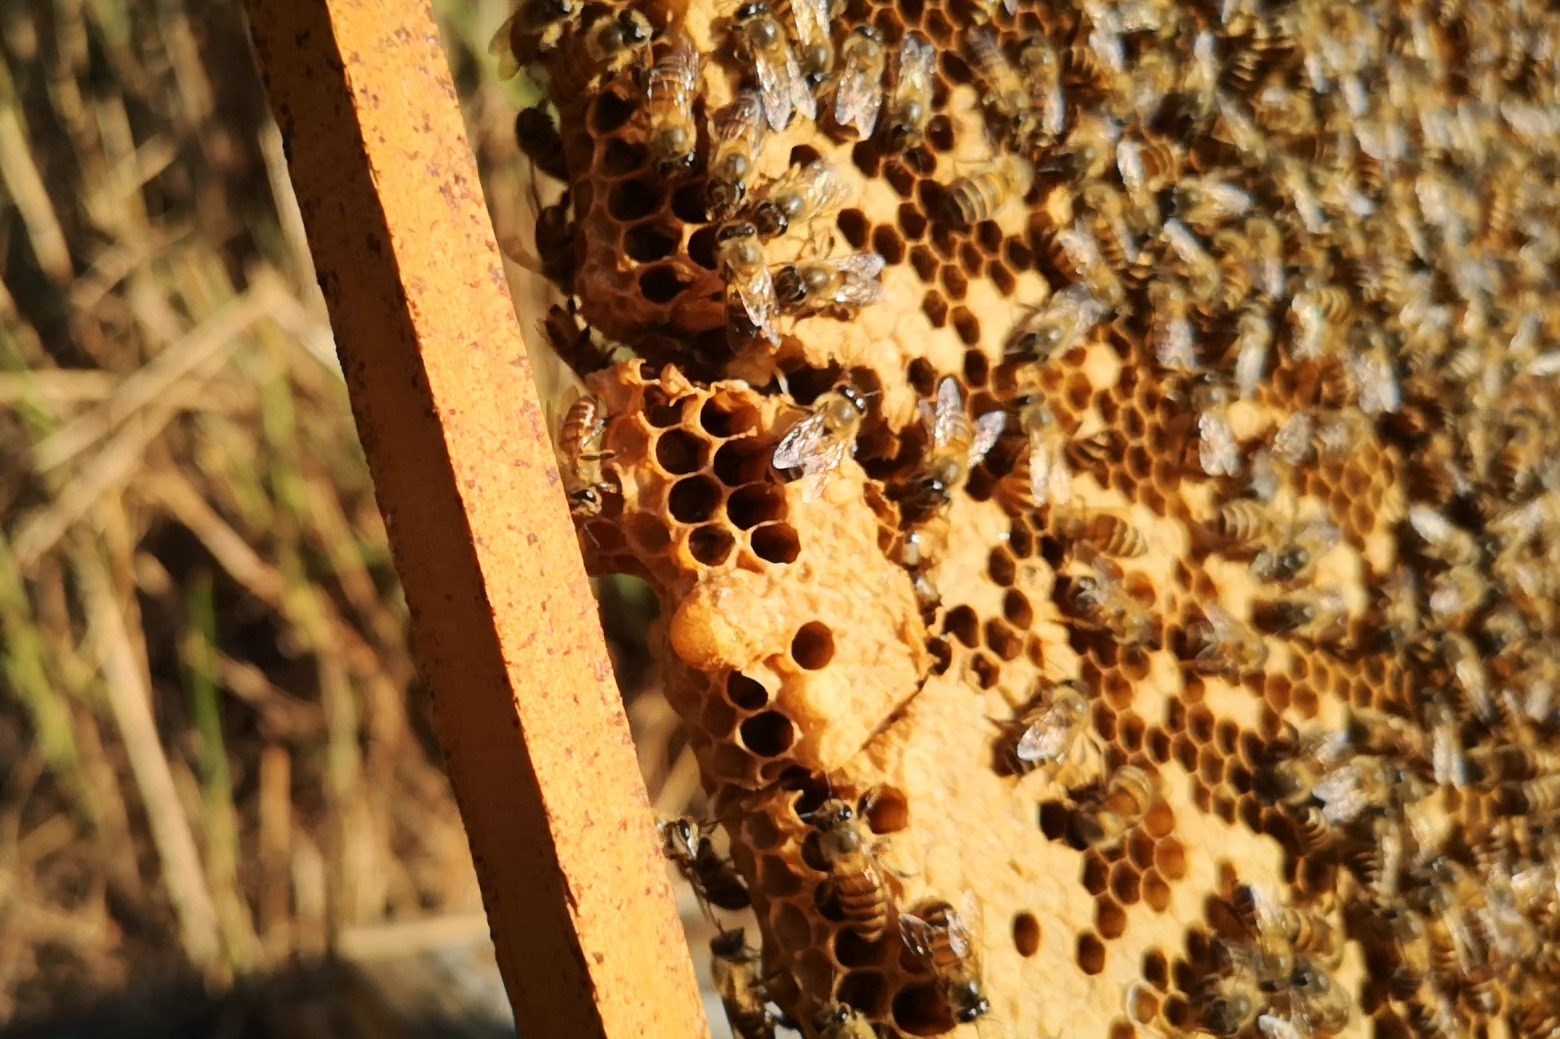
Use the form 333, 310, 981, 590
833, 867, 889, 938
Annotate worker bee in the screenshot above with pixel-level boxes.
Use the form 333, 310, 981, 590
1017, 396, 1073, 507
965, 25, 1030, 141
1232, 305, 1274, 399
558, 392, 617, 518
733, 1, 815, 132
884, 33, 936, 151
813, 1002, 876, 1039
833, 27, 888, 139
901, 528, 942, 613
999, 680, 1096, 780
1173, 175, 1254, 234
1019, 37, 1066, 143
752, 158, 854, 240
1007, 283, 1105, 362
773, 252, 886, 316
808, 796, 893, 940
899, 893, 990, 1023
1161, 217, 1222, 307
772, 386, 870, 501
543, 9, 655, 99
1198, 984, 1258, 1038
643, 32, 702, 179
706, 90, 768, 220
514, 105, 569, 181
490, 0, 580, 79
1072, 764, 1156, 850
710, 929, 775, 1039
1309, 754, 1399, 826
1048, 508, 1148, 558
1257, 726, 1348, 807
1252, 588, 1348, 646
1287, 283, 1351, 360
789, 0, 838, 87
1191, 374, 1241, 478
657, 816, 752, 915
1187, 603, 1268, 679
946, 154, 1035, 227
1287, 959, 1352, 1037
1147, 280, 1196, 371
1226, 883, 1300, 988
903, 377, 1006, 517
716, 222, 780, 346
1406, 505, 1481, 567
1062, 555, 1156, 647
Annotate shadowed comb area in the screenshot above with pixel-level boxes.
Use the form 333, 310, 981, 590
505, 0, 1560, 1034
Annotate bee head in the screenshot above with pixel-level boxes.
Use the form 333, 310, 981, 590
709, 927, 748, 961
655, 150, 698, 181
952, 984, 991, 1022
734, 0, 769, 19
753, 203, 788, 239
772, 265, 805, 306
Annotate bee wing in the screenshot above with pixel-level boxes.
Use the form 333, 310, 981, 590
897, 33, 935, 93
773, 413, 827, 471
753, 43, 796, 131
790, 0, 831, 51
834, 55, 884, 138
489, 13, 524, 79
1029, 432, 1071, 507
715, 89, 767, 145
777, 40, 817, 124
898, 912, 938, 960
827, 252, 886, 305
1014, 705, 1072, 763
932, 377, 963, 449
1198, 411, 1240, 476
732, 265, 780, 345
946, 895, 978, 960
969, 410, 1007, 467
667, 32, 702, 92
801, 159, 855, 221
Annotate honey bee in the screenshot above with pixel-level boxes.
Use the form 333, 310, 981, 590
1227, 884, 1301, 986
946, 154, 1035, 227
773, 252, 886, 316
514, 104, 569, 182
706, 90, 768, 220
1199, 984, 1258, 1038
1063, 555, 1155, 647
772, 386, 870, 501
716, 221, 780, 346
1161, 217, 1222, 306
809, 796, 892, 940
490, 0, 580, 79
904, 377, 1006, 516
558, 392, 616, 517
1191, 374, 1241, 478
1309, 754, 1398, 826
833, 27, 888, 139
884, 33, 936, 151
813, 1002, 876, 1039
899, 893, 990, 1024
643, 32, 702, 179
1147, 279, 1196, 371
1253, 588, 1349, 646
1019, 37, 1066, 142
710, 929, 775, 1039
1406, 505, 1481, 567
789, 0, 839, 87
1007, 283, 1105, 362
1287, 960, 1352, 1037
752, 158, 854, 240
543, 9, 655, 99
1017, 396, 1073, 507
733, 1, 815, 132
1048, 508, 1148, 557
657, 816, 752, 915
999, 680, 1094, 778
1072, 764, 1156, 850
1173, 175, 1254, 234
965, 25, 1030, 140
1187, 603, 1268, 679
1258, 727, 1347, 807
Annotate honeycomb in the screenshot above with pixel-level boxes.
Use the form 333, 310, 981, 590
505, 0, 1560, 1035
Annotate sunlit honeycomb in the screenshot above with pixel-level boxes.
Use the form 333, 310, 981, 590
504, 0, 1560, 1034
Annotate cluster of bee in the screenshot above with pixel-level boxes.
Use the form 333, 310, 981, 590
498, 0, 1560, 1033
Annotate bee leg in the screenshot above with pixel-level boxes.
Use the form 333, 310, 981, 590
871, 840, 918, 879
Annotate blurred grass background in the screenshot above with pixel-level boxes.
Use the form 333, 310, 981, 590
0, 1, 699, 1033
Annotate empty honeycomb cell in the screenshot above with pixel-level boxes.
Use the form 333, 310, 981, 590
951, 307, 981, 346
1110, 861, 1142, 907
958, 241, 983, 277
608, 177, 664, 221
1264, 672, 1292, 710
1142, 869, 1172, 913
750, 522, 801, 564
667, 474, 722, 523
1080, 851, 1109, 895
983, 618, 1022, 661
1238, 798, 1262, 832
1012, 911, 1041, 957
758, 854, 802, 897
969, 653, 1001, 688
1038, 801, 1070, 842
1147, 727, 1171, 764
654, 427, 710, 474
943, 604, 979, 647
892, 982, 950, 1038
1197, 745, 1223, 786
1098, 898, 1129, 939
686, 225, 718, 269
989, 262, 1015, 296
1001, 589, 1032, 628
1119, 712, 1146, 753
1225, 761, 1252, 795
1142, 948, 1169, 990
1213, 719, 1238, 756
624, 512, 672, 553
688, 523, 735, 566
837, 208, 870, 250
940, 264, 969, 300
1211, 793, 1237, 823
739, 710, 796, 757
1187, 704, 1214, 745
1126, 830, 1155, 872
590, 89, 634, 134
711, 440, 767, 487
669, 180, 709, 225
711, 742, 755, 783
727, 483, 785, 530
636, 264, 691, 304
884, 160, 916, 199
1292, 682, 1319, 718
1078, 932, 1107, 975
725, 670, 769, 709
871, 225, 905, 266
897, 203, 928, 242
599, 136, 647, 177
921, 290, 949, 327
624, 220, 682, 262
1118, 646, 1151, 683
1094, 703, 1117, 743
836, 970, 888, 1017
787, 622, 836, 671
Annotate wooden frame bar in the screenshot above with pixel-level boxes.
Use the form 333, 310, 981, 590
241, 3, 709, 1036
